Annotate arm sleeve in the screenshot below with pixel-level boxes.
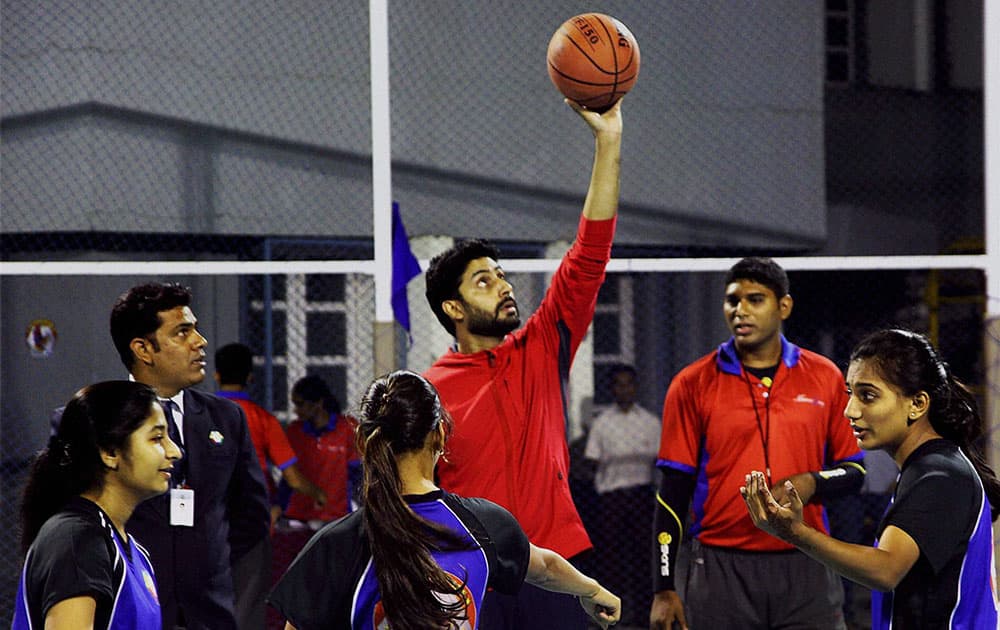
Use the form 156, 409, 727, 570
30, 520, 114, 620
534, 217, 616, 359
264, 414, 298, 470
886, 471, 977, 572
657, 371, 703, 474
652, 467, 695, 592
460, 498, 530, 595
268, 516, 361, 630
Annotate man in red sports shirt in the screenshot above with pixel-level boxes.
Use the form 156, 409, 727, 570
649, 258, 865, 630
423, 99, 623, 630
214, 343, 327, 519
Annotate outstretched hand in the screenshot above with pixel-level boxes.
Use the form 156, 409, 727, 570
566, 98, 623, 138
579, 584, 621, 628
740, 470, 803, 542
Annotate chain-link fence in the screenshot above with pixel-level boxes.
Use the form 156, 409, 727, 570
2, 2, 992, 630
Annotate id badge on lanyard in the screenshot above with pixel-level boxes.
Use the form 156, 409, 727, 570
169, 488, 195, 526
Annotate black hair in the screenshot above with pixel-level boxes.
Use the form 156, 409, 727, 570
20, 381, 159, 553
725, 257, 790, 299
110, 282, 192, 369
424, 239, 502, 336
850, 329, 1000, 521
215, 343, 254, 386
355, 370, 472, 629
291, 375, 342, 415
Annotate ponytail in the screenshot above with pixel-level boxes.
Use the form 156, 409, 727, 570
357, 371, 473, 630
19, 435, 93, 554
936, 376, 1000, 521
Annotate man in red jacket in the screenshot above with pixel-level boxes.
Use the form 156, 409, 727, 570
423, 99, 623, 630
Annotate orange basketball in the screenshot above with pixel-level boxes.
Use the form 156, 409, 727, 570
546, 13, 640, 112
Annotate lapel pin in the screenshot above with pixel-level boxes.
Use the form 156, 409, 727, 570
209, 431, 224, 444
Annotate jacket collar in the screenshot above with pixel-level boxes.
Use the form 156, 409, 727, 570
716, 334, 800, 376
301, 413, 339, 437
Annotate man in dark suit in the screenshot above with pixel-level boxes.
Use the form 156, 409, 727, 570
110, 282, 269, 630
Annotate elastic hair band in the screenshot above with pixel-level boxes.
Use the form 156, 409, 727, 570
48, 435, 73, 467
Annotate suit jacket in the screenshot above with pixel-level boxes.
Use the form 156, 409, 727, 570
127, 389, 269, 630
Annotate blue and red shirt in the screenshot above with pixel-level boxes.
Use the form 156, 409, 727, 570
285, 414, 359, 521
269, 490, 529, 630
216, 391, 298, 496
13, 497, 161, 630
658, 335, 863, 551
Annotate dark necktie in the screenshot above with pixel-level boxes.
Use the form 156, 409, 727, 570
159, 399, 187, 485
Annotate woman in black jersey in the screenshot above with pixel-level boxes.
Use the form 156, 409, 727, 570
269, 370, 620, 630
13, 380, 182, 630
741, 328, 1000, 629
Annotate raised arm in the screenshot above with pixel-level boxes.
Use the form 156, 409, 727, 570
525, 543, 621, 628
567, 99, 623, 221
742, 471, 919, 591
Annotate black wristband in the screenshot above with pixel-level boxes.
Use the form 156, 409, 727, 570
810, 462, 865, 499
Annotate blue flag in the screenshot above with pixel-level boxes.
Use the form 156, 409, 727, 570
391, 202, 422, 333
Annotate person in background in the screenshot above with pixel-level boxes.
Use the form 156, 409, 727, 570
422, 98, 623, 629
742, 328, 1000, 629
109, 281, 270, 630
280, 375, 359, 528
584, 363, 660, 625
213, 342, 327, 630
13, 381, 181, 630
650, 257, 865, 630
214, 343, 328, 522
268, 370, 621, 630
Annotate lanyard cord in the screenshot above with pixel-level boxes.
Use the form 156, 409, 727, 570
742, 370, 773, 482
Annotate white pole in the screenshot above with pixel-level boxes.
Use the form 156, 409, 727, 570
370, 0, 393, 325
987, 0, 1000, 301
984, 0, 999, 575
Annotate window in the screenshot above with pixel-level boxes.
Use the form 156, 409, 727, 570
825, 0, 855, 85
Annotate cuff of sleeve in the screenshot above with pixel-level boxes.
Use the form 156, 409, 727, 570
576, 216, 617, 258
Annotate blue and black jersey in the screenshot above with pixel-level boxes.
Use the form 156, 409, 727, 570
13, 497, 161, 630
268, 489, 530, 630
873, 439, 999, 629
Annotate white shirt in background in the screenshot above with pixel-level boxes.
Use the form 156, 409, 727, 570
585, 404, 661, 494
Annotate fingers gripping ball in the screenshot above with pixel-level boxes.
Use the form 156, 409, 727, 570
546, 13, 640, 112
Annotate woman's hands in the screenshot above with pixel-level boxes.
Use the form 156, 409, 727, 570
740, 470, 804, 542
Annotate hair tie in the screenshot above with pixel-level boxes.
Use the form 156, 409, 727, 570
47, 435, 73, 467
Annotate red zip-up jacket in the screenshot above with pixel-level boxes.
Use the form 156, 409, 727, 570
424, 216, 616, 559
